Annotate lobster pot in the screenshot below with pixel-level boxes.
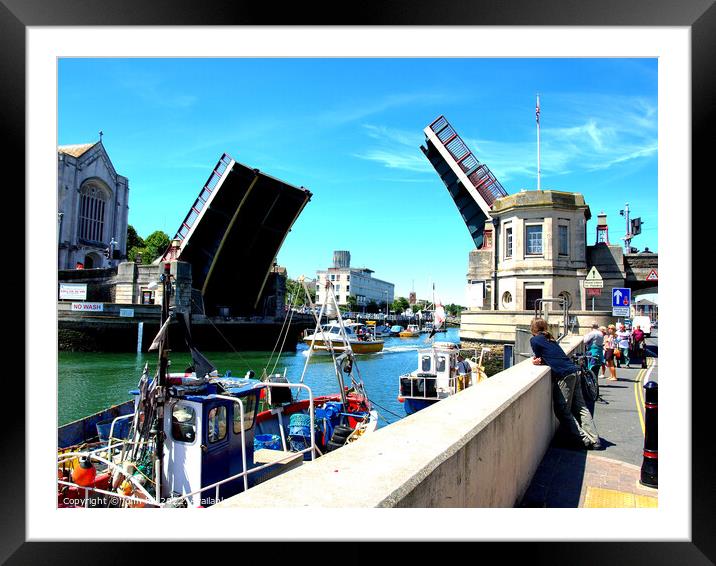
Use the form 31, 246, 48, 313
254, 434, 281, 451
288, 413, 312, 451
288, 413, 312, 437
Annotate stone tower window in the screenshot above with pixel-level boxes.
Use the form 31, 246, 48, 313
78, 184, 110, 243
526, 225, 543, 255
501, 291, 513, 308
558, 291, 572, 308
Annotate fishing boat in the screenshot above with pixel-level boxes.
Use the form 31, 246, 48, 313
57, 266, 378, 508
398, 343, 489, 415
303, 321, 384, 354
399, 324, 421, 338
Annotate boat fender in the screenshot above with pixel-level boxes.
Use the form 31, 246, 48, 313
119, 480, 133, 497
71, 456, 97, 487
397, 396, 404, 403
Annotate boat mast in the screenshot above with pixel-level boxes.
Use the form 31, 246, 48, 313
154, 261, 172, 502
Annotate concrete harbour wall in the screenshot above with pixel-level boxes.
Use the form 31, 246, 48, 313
217, 336, 583, 508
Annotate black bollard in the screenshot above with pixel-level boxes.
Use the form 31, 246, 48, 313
640, 380, 658, 488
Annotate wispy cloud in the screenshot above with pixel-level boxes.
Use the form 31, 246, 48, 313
319, 91, 463, 127
353, 124, 433, 175
116, 72, 198, 109
356, 93, 658, 185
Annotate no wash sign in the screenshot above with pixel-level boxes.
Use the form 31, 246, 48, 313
71, 302, 104, 312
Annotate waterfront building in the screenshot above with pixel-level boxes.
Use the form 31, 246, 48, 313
466, 190, 591, 311
57, 139, 129, 270
316, 251, 394, 312
421, 115, 657, 348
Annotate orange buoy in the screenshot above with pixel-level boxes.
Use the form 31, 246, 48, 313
119, 480, 133, 496
71, 456, 97, 487
397, 396, 404, 403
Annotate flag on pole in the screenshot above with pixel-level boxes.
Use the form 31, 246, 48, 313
429, 303, 446, 339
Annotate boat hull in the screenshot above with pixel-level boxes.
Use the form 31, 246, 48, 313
403, 397, 439, 415
303, 338, 384, 354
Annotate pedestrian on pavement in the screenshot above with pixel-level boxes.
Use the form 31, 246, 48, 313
530, 318, 602, 450
582, 323, 604, 375
604, 325, 618, 381
616, 323, 632, 368
632, 325, 647, 368
598, 326, 608, 376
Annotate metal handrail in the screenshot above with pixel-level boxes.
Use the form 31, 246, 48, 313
534, 297, 569, 342
399, 373, 457, 399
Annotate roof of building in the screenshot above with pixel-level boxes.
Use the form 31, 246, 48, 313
492, 189, 591, 220
58, 143, 98, 158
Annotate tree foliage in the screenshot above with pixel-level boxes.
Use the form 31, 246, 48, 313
392, 296, 410, 314
127, 229, 170, 264
126, 225, 144, 251
285, 278, 316, 307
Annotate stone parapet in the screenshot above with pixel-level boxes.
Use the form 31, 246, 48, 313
215, 336, 584, 509
460, 310, 615, 344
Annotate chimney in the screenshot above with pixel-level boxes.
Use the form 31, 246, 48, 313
596, 212, 610, 245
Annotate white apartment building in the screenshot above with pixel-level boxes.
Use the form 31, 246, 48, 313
316, 251, 394, 311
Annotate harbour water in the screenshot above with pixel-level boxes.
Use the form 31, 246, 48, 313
58, 327, 461, 427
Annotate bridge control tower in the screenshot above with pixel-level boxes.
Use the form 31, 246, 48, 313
420, 115, 508, 249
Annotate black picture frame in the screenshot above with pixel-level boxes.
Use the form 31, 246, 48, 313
5, 0, 710, 562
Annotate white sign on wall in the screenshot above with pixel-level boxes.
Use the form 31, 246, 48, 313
71, 302, 104, 312
466, 280, 485, 308
59, 283, 87, 300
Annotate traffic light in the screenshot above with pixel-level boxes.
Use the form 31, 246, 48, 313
631, 217, 642, 235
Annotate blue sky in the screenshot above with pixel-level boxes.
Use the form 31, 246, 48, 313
58, 58, 658, 304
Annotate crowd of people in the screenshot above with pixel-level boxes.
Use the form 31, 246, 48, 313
583, 321, 648, 379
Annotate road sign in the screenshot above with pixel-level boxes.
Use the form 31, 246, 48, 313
584, 266, 604, 288
612, 287, 631, 308
613, 306, 630, 317
586, 288, 602, 297
646, 269, 658, 281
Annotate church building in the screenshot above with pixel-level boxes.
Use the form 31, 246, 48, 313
57, 140, 129, 269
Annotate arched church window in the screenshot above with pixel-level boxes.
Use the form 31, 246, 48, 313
78, 184, 110, 243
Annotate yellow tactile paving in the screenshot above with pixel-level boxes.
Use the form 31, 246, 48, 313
583, 487, 658, 508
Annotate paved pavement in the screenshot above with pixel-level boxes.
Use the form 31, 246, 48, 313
519, 337, 659, 508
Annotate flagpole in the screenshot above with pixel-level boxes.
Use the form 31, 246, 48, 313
536, 94, 541, 191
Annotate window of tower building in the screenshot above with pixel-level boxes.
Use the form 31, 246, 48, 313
505, 226, 513, 258
558, 291, 572, 308
525, 225, 543, 256
501, 291, 513, 308
558, 224, 569, 256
